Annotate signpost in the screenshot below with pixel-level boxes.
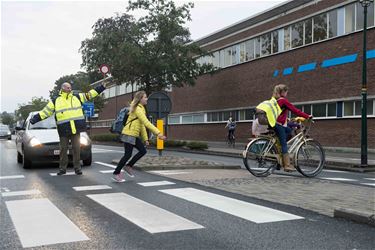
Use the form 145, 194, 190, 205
83, 102, 95, 135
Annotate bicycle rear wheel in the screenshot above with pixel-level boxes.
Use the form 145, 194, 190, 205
295, 139, 325, 177
243, 138, 278, 177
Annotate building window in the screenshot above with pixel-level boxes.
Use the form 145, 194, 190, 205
343, 101, 354, 116
239, 110, 246, 121
328, 9, 338, 38
337, 7, 345, 36
328, 103, 336, 117
304, 104, 311, 115
345, 3, 355, 34
182, 115, 193, 124
272, 31, 279, 54
168, 116, 180, 124
284, 26, 291, 51
313, 13, 328, 42
291, 21, 304, 48
312, 103, 326, 117
231, 46, 238, 65
245, 39, 255, 61
354, 100, 374, 116
304, 19, 313, 45
219, 50, 225, 67
254, 37, 261, 58
239, 43, 246, 63
212, 51, 220, 67
224, 47, 232, 67
193, 114, 204, 123
356, 2, 375, 30
277, 29, 284, 52
261, 33, 271, 56
245, 109, 255, 120
119, 84, 126, 95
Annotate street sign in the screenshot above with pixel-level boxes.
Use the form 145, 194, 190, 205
99, 64, 110, 77
147, 92, 172, 120
82, 102, 95, 117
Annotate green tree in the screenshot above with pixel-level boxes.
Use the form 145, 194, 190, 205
0, 112, 15, 126
49, 71, 105, 112
15, 97, 49, 121
80, 0, 216, 95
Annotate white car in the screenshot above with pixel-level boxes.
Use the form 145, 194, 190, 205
0, 124, 12, 140
16, 112, 92, 169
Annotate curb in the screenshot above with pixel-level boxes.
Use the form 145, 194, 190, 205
111, 160, 241, 170
334, 208, 375, 227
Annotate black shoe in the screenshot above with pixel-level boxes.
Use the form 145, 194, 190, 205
75, 169, 82, 175
57, 170, 66, 175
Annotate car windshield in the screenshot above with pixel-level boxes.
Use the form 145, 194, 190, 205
28, 116, 57, 130
0, 125, 10, 131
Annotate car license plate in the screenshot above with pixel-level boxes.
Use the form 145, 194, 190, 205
54, 150, 60, 155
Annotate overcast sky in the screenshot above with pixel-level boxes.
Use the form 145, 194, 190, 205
1, 0, 284, 113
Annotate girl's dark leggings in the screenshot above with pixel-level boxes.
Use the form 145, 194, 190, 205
113, 138, 147, 174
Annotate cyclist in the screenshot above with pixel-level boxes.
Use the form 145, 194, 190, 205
273, 84, 312, 172
225, 116, 236, 144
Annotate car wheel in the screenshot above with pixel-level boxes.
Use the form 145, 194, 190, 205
17, 152, 23, 163
8, 136, 11, 140
82, 152, 92, 166
22, 151, 32, 169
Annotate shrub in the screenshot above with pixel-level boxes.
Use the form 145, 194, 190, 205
149, 139, 186, 147
186, 141, 208, 150
91, 133, 119, 142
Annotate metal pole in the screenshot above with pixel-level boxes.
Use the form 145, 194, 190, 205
361, 3, 368, 167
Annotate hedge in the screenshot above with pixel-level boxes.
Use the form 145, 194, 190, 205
91, 133, 119, 142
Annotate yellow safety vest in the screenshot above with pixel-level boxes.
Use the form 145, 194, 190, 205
256, 97, 282, 127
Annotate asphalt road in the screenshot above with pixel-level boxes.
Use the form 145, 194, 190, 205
1, 139, 374, 249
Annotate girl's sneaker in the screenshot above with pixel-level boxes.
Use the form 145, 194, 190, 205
111, 173, 125, 182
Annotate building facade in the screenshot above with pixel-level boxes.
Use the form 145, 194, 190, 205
92, 0, 375, 148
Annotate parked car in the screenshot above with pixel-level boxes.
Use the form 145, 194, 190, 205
0, 124, 12, 140
16, 112, 92, 168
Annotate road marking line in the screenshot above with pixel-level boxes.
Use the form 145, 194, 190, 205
137, 181, 175, 187
5, 198, 89, 248
73, 185, 112, 191
1, 189, 41, 197
49, 172, 76, 176
87, 192, 204, 233
361, 183, 375, 187
320, 177, 357, 182
99, 170, 124, 173
0, 175, 25, 180
364, 178, 375, 181
322, 170, 347, 173
160, 188, 304, 223
149, 170, 192, 175
95, 161, 116, 168
92, 148, 123, 153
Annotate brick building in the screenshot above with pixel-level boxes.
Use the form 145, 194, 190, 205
92, 0, 375, 148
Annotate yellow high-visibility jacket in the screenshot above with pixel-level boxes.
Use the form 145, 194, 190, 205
256, 97, 282, 127
31, 85, 105, 137
122, 103, 160, 142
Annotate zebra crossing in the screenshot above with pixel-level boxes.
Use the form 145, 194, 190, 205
1, 175, 305, 248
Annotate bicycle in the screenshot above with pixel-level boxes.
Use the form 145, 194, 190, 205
227, 130, 236, 148
242, 118, 325, 177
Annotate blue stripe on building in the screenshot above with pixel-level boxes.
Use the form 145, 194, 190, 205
367, 49, 375, 59
283, 67, 293, 75
297, 62, 317, 73
273, 70, 279, 77
321, 54, 358, 68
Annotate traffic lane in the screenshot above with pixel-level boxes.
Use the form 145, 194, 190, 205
2, 144, 374, 249
92, 144, 375, 186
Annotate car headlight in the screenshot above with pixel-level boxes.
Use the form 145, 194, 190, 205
29, 137, 41, 147
80, 136, 89, 146
7, 132, 11, 135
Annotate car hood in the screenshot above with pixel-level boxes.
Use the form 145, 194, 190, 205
27, 129, 60, 144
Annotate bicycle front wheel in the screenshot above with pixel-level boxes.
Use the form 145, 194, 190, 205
243, 138, 278, 177
295, 139, 325, 177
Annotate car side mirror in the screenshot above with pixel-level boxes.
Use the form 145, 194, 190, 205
15, 126, 24, 131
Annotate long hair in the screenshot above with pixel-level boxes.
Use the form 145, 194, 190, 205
130, 91, 146, 112
272, 84, 288, 98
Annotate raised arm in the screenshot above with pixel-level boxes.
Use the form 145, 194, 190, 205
29, 101, 55, 124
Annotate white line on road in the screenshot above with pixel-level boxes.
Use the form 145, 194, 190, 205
0, 175, 25, 180
87, 192, 204, 234
322, 170, 347, 173
99, 170, 124, 173
320, 177, 357, 182
160, 188, 304, 224
5, 198, 89, 248
361, 183, 375, 187
137, 181, 175, 187
95, 161, 116, 168
73, 185, 112, 191
50, 172, 76, 176
149, 170, 192, 175
1, 189, 41, 197
364, 178, 375, 181
92, 148, 123, 153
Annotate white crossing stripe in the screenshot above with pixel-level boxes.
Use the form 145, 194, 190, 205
137, 181, 175, 187
92, 148, 123, 153
364, 178, 375, 181
99, 170, 124, 173
1, 189, 41, 197
322, 170, 346, 173
50, 172, 76, 176
95, 161, 116, 168
160, 188, 303, 223
87, 192, 204, 233
73, 185, 112, 191
361, 183, 375, 187
321, 177, 357, 182
0, 175, 25, 180
5, 198, 89, 248
149, 170, 192, 175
